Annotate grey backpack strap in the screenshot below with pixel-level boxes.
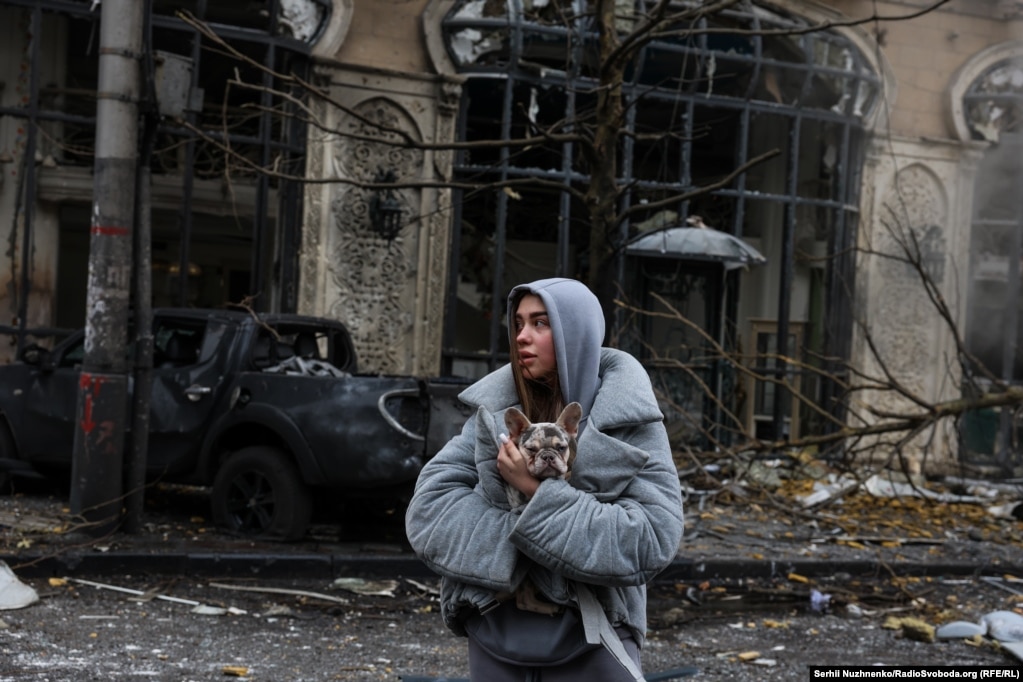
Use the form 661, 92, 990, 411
575, 583, 645, 682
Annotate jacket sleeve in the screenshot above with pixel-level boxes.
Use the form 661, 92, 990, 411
508, 420, 684, 588
404, 409, 525, 592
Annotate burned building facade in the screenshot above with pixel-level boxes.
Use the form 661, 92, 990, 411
1, 0, 1020, 470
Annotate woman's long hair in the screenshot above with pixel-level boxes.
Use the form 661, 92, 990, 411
509, 290, 564, 423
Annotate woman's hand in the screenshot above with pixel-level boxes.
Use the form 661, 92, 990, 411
497, 433, 540, 500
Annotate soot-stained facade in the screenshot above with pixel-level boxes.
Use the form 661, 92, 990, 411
4, 0, 1023, 471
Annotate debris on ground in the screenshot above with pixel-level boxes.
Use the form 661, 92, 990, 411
64, 577, 247, 616
331, 577, 399, 597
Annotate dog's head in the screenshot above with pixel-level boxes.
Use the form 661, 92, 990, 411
504, 402, 582, 480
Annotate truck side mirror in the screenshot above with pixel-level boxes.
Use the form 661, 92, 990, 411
21, 344, 53, 370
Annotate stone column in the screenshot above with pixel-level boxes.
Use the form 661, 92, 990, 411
851, 134, 984, 473
298, 63, 461, 377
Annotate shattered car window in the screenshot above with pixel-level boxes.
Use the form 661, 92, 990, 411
252, 327, 349, 377
153, 320, 206, 369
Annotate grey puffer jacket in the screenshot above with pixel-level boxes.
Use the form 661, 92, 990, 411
404, 348, 684, 647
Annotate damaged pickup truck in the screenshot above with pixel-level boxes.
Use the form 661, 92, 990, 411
0, 308, 472, 540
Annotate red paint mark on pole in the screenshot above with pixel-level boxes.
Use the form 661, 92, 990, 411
80, 395, 96, 435
78, 372, 107, 434
91, 225, 130, 236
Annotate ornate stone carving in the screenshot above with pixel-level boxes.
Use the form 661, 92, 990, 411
298, 95, 328, 316
327, 98, 424, 375
874, 164, 948, 381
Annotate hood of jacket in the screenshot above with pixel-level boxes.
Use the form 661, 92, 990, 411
507, 278, 605, 418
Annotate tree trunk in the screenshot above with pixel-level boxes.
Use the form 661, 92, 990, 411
586, 0, 626, 315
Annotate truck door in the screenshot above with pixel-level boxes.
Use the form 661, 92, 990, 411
145, 316, 230, 477
19, 334, 87, 467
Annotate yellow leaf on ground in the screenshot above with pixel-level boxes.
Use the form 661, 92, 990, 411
762, 619, 789, 629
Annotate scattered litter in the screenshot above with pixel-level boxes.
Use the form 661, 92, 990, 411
882, 616, 935, 642
862, 475, 988, 504
981, 610, 1023, 642
737, 651, 760, 662
846, 603, 868, 618
209, 581, 349, 605
65, 577, 244, 614
221, 664, 249, 677
987, 502, 1023, 520
809, 589, 831, 613
405, 578, 439, 597
192, 605, 231, 616
1002, 641, 1023, 664
798, 473, 998, 508
798, 475, 859, 508
331, 578, 399, 597
936, 621, 987, 639
980, 576, 1023, 596
936, 610, 1023, 643
0, 561, 38, 610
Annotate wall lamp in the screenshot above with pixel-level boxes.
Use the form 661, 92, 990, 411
369, 169, 403, 240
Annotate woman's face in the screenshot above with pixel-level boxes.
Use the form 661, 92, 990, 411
514, 294, 556, 382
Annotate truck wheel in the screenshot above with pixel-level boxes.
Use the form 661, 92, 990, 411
211, 446, 312, 540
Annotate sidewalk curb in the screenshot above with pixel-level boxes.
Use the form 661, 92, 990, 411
4, 550, 1020, 583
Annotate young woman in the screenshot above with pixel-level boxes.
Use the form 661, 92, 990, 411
405, 277, 684, 681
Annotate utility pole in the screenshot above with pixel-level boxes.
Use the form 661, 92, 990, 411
70, 0, 144, 535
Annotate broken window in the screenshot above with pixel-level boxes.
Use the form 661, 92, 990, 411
0, 1, 325, 353
962, 57, 1023, 143
440, 0, 878, 445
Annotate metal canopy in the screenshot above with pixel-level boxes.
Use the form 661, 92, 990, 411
626, 225, 767, 270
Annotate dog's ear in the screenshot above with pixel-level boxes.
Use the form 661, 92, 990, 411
557, 402, 583, 438
504, 407, 531, 443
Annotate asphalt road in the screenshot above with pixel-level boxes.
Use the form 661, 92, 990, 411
1, 480, 1022, 680
0, 570, 1017, 681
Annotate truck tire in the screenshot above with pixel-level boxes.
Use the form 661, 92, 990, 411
211, 446, 313, 541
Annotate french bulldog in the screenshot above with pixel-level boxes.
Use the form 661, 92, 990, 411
502, 401, 583, 511
499, 402, 583, 616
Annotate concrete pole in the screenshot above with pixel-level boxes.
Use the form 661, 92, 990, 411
70, 0, 144, 535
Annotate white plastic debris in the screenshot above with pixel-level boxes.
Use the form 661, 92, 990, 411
981, 610, 1023, 642
331, 578, 399, 598
0, 562, 38, 610
987, 502, 1023, 520
810, 589, 831, 613
935, 621, 987, 639
935, 611, 1023, 643
862, 475, 988, 504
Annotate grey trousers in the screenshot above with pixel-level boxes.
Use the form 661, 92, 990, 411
466, 629, 642, 682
